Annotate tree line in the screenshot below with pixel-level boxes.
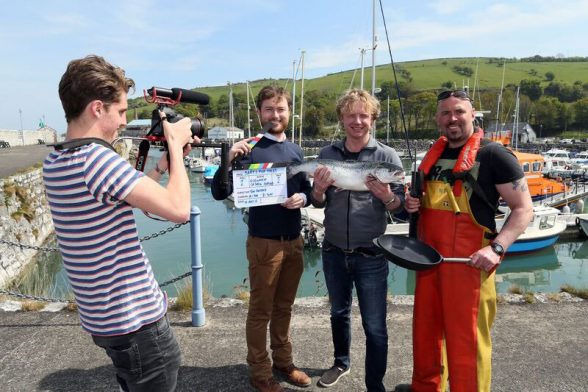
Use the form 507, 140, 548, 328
129, 72, 588, 140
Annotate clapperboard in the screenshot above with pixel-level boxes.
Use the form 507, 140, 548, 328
232, 162, 288, 208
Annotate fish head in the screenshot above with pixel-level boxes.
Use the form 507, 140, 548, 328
372, 162, 405, 184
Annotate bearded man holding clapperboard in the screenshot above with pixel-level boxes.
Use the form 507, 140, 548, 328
211, 86, 313, 392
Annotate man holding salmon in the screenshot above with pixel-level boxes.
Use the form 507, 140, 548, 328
311, 88, 405, 392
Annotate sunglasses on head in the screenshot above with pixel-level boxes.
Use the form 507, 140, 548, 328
437, 90, 471, 102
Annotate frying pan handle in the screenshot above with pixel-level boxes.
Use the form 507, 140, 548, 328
443, 257, 471, 263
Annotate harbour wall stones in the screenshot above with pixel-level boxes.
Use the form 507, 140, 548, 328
0, 169, 54, 288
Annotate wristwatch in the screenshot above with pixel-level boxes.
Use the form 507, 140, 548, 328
490, 242, 505, 256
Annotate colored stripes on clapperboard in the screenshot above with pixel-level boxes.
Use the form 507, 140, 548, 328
242, 162, 288, 170
247, 133, 264, 148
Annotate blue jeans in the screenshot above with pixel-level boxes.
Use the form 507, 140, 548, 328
322, 242, 389, 392
92, 315, 181, 392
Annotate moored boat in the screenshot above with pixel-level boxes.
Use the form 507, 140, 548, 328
483, 128, 571, 205
543, 148, 572, 161
571, 151, 588, 165
381, 205, 566, 254
189, 158, 208, 173
496, 205, 566, 254
578, 215, 588, 237
512, 150, 569, 203
203, 165, 219, 184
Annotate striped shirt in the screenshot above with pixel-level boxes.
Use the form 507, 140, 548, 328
43, 143, 167, 336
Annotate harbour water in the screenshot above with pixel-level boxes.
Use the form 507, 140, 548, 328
15, 155, 588, 300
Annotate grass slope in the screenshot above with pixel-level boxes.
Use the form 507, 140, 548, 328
190, 57, 588, 102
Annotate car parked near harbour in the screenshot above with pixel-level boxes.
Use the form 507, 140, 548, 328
0, 140, 10, 148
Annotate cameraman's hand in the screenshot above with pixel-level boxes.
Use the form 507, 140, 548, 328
229, 137, 256, 162
161, 111, 193, 150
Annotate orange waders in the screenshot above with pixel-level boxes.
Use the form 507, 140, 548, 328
412, 131, 497, 392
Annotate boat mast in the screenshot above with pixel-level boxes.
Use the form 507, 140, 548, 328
360, 48, 366, 90
291, 60, 297, 142
228, 82, 234, 143
298, 50, 305, 147
246, 80, 251, 138
495, 60, 506, 132
514, 85, 520, 151
472, 58, 479, 105
371, 0, 377, 96
386, 95, 390, 144
371, 0, 378, 133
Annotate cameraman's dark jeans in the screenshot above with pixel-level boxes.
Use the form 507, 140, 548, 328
92, 315, 181, 392
322, 242, 389, 392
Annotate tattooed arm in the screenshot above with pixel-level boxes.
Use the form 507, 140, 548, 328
468, 177, 533, 272
493, 177, 534, 249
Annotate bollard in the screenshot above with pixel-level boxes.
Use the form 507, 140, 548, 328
190, 206, 206, 326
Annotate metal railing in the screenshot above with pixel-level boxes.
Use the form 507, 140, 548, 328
1, 210, 206, 327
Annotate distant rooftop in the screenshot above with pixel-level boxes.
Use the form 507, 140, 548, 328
126, 119, 151, 129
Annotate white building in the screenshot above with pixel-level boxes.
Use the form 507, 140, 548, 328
207, 126, 244, 140
122, 119, 152, 138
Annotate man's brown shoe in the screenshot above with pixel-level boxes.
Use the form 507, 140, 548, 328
273, 364, 312, 387
249, 377, 284, 392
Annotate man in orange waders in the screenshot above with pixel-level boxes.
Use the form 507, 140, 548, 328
396, 90, 533, 392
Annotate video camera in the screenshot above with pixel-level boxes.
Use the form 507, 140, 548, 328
133, 86, 210, 173
144, 86, 210, 140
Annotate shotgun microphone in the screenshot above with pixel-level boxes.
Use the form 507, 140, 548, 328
147, 87, 210, 105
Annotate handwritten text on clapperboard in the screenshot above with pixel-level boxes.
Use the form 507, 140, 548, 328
232, 165, 288, 208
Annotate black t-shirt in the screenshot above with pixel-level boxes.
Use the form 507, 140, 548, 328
343, 145, 360, 161
426, 141, 524, 231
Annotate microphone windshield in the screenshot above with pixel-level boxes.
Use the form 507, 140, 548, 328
171, 88, 210, 105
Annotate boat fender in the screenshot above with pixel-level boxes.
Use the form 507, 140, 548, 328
562, 205, 571, 214
576, 199, 584, 213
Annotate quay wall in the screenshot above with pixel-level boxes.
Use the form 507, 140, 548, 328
0, 169, 54, 288
0, 128, 58, 147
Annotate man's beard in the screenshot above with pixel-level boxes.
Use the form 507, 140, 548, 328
266, 121, 288, 134
444, 126, 473, 144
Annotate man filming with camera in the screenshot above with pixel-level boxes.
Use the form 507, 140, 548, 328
43, 54, 199, 392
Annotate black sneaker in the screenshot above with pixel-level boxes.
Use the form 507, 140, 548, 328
318, 366, 350, 387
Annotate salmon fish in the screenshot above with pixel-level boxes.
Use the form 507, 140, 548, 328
287, 159, 404, 191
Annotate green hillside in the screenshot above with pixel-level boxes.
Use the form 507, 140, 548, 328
189, 57, 588, 101
128, 56, 588, 137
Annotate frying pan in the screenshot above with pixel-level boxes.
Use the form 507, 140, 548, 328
373, 234, 470, 271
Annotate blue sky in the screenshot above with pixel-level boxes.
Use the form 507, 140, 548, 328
0, 0, 586, 133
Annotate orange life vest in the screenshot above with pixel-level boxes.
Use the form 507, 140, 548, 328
417, 130, 493, 257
